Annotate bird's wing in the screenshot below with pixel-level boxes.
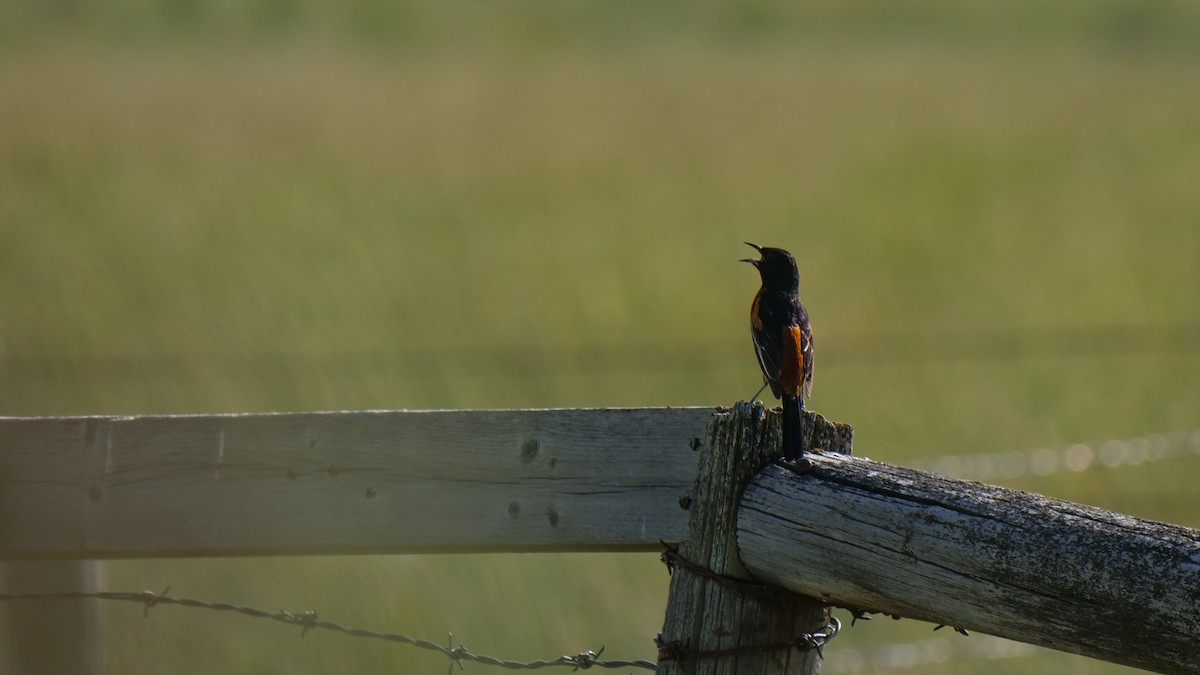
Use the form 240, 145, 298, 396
802, 326, 813, 399
750, 295, 786, 399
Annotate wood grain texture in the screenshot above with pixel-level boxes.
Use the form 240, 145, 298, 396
657, 403, 850, 675
737, 452, 1200, 674
0, 408, 712, 558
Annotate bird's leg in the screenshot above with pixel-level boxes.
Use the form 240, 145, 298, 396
750, 382, 768, 403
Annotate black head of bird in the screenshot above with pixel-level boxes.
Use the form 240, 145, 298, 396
741, 242, 799, 293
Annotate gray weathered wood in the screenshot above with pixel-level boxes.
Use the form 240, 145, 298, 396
737, 451, 1200, 674
0, 408, 711, 558
657, 403, 851, 675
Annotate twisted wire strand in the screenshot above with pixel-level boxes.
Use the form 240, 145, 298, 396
0, 589, 656, 671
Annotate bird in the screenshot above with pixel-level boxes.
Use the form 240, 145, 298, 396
741, 242, 813, 461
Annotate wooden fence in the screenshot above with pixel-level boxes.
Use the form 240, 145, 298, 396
1, 404, 1197, 673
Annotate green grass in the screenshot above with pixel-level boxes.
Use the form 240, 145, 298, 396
3, 2, 1199, 672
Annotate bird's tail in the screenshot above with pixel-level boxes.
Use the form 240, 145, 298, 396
781, 395, 804, 460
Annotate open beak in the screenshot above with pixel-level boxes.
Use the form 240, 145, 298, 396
740, 241, 763, 266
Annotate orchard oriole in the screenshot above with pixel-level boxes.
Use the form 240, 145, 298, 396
742, 242, 813, 461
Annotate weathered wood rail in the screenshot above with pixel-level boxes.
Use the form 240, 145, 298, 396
737, 447, 1200, 674
0, 408, 710, 558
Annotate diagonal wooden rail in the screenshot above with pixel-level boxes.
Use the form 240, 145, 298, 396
737, 448, 1200, 674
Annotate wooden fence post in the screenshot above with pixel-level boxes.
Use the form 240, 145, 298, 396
0, 561, 104, 675
657, 402, 852, 674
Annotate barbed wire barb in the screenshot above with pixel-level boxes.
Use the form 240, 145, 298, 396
446, 632, 465, 675
141, 585, 170, 617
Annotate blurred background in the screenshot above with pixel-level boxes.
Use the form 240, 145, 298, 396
3, 0, 1199, 672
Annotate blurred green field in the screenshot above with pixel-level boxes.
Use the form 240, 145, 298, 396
3, 1, 1200, 673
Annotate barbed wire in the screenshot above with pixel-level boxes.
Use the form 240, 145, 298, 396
1, 551, 842, 671
658, 545, 842, 661
656, 618, 840, 664
661, 545, 790, 602
909, 428, 1200, 481
0, 589, 657, 672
